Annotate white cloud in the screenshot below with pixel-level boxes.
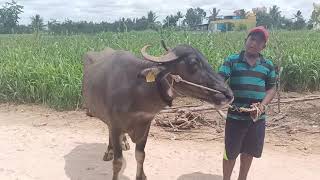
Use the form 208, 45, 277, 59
0, 0, 315, 25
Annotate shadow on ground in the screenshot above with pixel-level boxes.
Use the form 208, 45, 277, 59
177, 172, 222, 180
64, 143, 130, 180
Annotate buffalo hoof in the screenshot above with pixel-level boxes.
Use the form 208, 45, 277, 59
136, 174, 147, 180
121, 141, 130, 151
103, 149, 114, 161
86, 109, 94, 117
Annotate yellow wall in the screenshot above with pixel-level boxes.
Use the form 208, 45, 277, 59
209, 14, 257, 31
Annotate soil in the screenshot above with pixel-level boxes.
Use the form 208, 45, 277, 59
0, 92, 319, 180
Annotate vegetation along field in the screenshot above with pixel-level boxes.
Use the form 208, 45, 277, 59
0, 30, 320, 110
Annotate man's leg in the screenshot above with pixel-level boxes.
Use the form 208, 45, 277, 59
223, 120, 249, 180
238, 153, 253, 180
223, 158, 236, 180
238, 120, 266, 180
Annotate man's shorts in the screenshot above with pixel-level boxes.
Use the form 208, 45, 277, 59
224, 119, 266, 160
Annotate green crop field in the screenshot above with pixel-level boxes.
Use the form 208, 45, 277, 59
0, 30, 320, 110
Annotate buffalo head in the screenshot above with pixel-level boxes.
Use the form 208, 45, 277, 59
140, 41, 233, 108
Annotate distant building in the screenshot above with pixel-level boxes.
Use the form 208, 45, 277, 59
190, 23, 209, 31
313, 3, 320, 30
208, 12, 257, 32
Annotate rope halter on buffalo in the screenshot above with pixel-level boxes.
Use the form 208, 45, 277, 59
169, 74, 265, 122
170, 74, 223, 94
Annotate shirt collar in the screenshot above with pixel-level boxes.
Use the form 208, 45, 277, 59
239, 50, 266, 66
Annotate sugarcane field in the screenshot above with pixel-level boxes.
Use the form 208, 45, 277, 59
1, 1, 320, 180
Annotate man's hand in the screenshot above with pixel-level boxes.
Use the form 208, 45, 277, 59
261, 87, 277, 106
250, 87, 276, 122
249, 103, 264, 122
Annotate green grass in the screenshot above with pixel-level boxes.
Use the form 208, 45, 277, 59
0, 30, 320, 110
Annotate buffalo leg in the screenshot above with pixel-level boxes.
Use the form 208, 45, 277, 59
85, 108, 93, 117
103, 128, 114, 161
121, 133, 130, 151
135, 139, 147, 180
112, 129, 123, 180
103, 135, 114, 161
104, 132, 130, 161
135, 123, 151, 180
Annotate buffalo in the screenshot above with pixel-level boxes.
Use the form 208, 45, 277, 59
82, 41, 233, 180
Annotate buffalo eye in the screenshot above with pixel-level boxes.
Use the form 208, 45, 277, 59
188, 59, 199, 73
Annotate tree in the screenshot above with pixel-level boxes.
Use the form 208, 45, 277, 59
280, 16, 293, 30
256, 11, 272, 28
234, 9, 247, 19
31, 14, 45, 33
269, 5, 282, 29
162, 11, 184, 28
184, 8, 197, 26
0, 0, 24, 33
116, 18, 127, 32
256, 5, 282, 29
147, 11, 157, 23
292, 10, 306, 30
184, 7, 206, 27
16, 24, 31, 34
240, 9, 247, 19
46, 14, 158, 34
135, 16, 148, 30
176, 11, 183, 27
47, 19, 61, 34
310, 3, 320, 29
148, 11, 158, 23
208, 8, 220, 21
147, 11, 157, 29
163, 15, 179, 27
196, 7, 206, 24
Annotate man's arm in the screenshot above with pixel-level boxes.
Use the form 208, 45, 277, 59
259, 86, 276, 111
249, 87, 276, 120
260, 60, 277, 111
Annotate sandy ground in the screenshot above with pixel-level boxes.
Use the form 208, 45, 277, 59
0, 95, 320, 180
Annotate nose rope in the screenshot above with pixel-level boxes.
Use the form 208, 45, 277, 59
169, 74, 223, 94
169, 75, 184, 97
168, 74, 263, 121
168, 74, 230, 120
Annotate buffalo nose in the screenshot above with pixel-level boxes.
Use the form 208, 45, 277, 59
224, 89, 234, 101
226, 94, 233, 100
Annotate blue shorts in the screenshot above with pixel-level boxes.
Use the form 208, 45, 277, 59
224, 119, 266, 160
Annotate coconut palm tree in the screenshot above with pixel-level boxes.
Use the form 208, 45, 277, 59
31, 14, 45, 34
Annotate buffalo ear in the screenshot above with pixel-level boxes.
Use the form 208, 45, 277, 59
138, 66, 174, 106
138, 66, 166, 82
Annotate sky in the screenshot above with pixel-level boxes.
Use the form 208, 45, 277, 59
0, 0, 318, 25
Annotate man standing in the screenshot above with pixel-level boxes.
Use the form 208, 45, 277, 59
218, 26, 277, 180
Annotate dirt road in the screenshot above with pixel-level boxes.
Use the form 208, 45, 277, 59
0, 103, 319, 180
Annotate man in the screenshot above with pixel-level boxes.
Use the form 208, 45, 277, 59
218, 26, 277, 180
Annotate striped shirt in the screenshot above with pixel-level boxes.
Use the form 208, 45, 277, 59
219, 51, 276, 121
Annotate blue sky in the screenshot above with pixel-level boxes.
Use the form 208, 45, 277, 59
0, 0, 316, 25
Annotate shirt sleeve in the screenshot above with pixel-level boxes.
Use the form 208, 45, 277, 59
266, 61, 276, 90
218, 57, 232, 81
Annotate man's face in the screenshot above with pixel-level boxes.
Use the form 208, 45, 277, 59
245, 32, 266, 55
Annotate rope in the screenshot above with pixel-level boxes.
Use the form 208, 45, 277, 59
168, 74, 264, 121
227, 104, 258, 112
170, 74, 223, 94
227, 103, 264, 122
